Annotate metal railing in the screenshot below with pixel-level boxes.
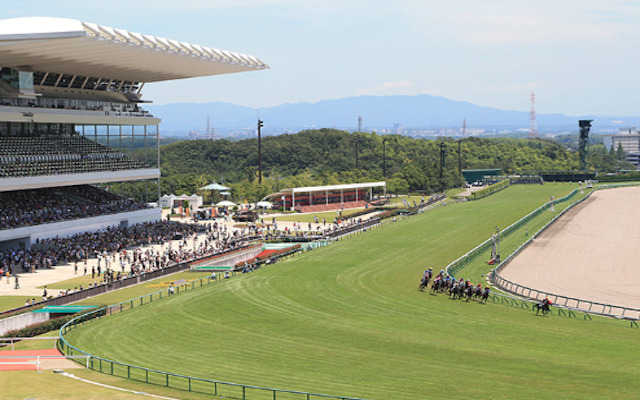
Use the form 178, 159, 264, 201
58, 271, 366, 400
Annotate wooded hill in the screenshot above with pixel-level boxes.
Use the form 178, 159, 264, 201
151, 129, 627, 202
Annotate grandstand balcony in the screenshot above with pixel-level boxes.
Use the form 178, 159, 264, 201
0, 103, 159, 126
0, 207, 160, 249
0, 135, 159, 192
0, 168, 159, 192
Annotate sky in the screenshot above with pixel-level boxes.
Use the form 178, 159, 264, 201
4, 0, 640, 116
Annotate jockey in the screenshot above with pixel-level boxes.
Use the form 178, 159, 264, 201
484, 286, 490, 292
476, 283, 482, 290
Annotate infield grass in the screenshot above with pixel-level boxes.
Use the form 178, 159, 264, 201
61, 183, 640, 399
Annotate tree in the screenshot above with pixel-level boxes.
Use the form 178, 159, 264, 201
616, 143, 626, 160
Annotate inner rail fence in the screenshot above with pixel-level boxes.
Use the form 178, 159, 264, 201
58, 259, 367, 400
490, 183, 640, 320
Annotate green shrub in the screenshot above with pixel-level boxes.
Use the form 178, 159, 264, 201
470, 179, 510, 200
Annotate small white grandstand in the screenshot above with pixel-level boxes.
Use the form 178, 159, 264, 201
0, 17, 268, 248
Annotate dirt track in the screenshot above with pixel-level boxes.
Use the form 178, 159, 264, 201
500, 186, 640, 310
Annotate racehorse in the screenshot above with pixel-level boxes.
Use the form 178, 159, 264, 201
480, 288, 490, 303
534, 299, 551, 315
449, 282, 462, 299
418, 275, 430, 291
430, 279, 442, 294
463, 285, 474, 301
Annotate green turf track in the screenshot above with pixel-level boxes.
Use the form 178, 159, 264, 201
63, 183, 640, 400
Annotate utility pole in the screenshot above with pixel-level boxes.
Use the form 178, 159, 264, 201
355, 139, 359, 169
257, 119, 263, 183
440, 142, 446, 193
529, 92, 538, 138
458, 139, 462, 185
382, 138, 387, 180
355, 116, 362, 170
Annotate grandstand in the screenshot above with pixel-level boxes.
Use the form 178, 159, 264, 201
0, 17, 268, 249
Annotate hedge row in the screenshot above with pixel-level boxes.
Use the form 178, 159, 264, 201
470, 179, 510, 200
2, 306, 106, 339
598, 173, 640, 182
376, 208, 405, 221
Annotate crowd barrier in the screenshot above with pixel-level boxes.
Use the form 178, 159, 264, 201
489, 183, 640, 320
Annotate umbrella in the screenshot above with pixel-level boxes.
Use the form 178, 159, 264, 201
220, 191, 231, 196
201, 183, 230, 191
256, 201, 272, 208
215, 200, 236, 207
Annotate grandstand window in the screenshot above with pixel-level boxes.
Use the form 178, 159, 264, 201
42, 72, 60, 87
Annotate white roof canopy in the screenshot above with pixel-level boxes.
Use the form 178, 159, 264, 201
0, 17, 269, 83
288, 181, 386, 194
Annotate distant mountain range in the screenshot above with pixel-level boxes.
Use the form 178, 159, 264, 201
145, 94, 640, 137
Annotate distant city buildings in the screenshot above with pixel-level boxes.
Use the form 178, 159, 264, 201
603, 127, 640, 165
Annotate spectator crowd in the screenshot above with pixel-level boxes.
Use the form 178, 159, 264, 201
0, 185, 148, 230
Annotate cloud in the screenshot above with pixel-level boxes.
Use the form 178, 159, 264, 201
357, 80, 416, 96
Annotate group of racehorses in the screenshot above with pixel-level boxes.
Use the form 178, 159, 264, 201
418, 270, 490, 303
418, 269, 553, 314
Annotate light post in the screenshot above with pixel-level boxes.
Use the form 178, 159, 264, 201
458, 139, 462, 187
257, 119, 263, 183
439, 141, 446, 193
382, 138, 387, 179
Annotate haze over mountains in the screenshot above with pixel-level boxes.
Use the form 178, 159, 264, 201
146, 94, 640, 138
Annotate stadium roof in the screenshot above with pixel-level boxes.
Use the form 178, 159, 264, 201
0, 17, 269, 83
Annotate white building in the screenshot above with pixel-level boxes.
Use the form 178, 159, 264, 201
603, 127, 640, 153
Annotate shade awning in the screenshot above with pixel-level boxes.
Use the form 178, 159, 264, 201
201, 183, 230, 191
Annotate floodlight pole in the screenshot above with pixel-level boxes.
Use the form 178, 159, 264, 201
440, 141, 446, 193
382, 138, 387, 179
458, 139, 462, 187
258, 119, 263, 184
